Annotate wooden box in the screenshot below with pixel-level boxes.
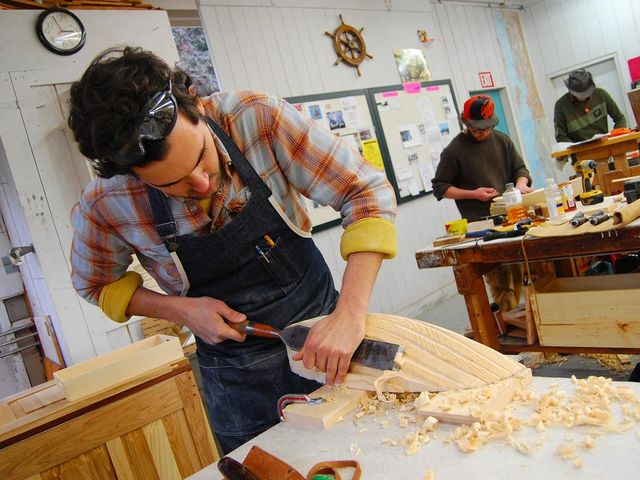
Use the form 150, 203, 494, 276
54, 334, 184, 401
0, 357, 218, 480
530, 273, 640, 348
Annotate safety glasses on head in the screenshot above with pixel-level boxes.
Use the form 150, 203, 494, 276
113, 79, 178, 166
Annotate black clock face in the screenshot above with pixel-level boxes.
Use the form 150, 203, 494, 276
36, 8, 86, 56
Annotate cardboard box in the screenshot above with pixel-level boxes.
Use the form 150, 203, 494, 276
529, 273, 640, 348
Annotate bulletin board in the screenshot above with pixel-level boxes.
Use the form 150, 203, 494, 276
368, 80, 462, 202
287, 90, 387, 231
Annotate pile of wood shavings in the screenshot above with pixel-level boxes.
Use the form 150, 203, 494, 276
352, 375, 640, 467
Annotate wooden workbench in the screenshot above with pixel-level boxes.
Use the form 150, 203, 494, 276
189, 377, 640, 480
551, 131, 640, 195
414, 220, 640, 355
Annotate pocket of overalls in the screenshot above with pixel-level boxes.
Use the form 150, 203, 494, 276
256, 239, 298, 294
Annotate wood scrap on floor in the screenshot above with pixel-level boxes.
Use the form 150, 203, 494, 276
288, 313, 529, 393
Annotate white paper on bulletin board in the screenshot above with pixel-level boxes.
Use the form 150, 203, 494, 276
288, 93, 381, 228
373, 81, 461, 198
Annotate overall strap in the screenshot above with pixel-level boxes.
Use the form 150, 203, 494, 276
205, 117, 271, 196
146, 185, 177, 240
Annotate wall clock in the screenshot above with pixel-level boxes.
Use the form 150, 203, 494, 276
36, 8, 86, 56
325, 15, 373, 76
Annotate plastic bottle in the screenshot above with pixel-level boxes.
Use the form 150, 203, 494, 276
558, 181, 577, 212
544, 178, 565, 219
503, 182, 527, 223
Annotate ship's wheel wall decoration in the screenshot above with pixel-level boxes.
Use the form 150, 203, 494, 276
325, 14, 373, 76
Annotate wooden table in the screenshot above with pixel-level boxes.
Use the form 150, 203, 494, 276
551, 131, 640, 195
414, 223, 640, 355
189, 377, 640, 480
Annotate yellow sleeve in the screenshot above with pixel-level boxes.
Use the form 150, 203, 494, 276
340, 218, 397, 260
98, 271, 144, 323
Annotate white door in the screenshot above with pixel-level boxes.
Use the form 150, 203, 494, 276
0, 209, 32, 398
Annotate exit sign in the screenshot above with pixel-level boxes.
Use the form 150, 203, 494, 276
479, 71, 494, 88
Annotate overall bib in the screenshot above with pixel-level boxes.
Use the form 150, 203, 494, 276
147, 118, 338, 454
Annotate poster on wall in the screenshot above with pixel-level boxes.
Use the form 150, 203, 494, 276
393, 48, 432, 83
172, 27, 220, 95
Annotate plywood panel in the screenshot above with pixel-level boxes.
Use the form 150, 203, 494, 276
142, 420, 182, 480
105, 437, 136, 480
174, 373, 220, 465
0, 379, 183, 479
162, 410, 203, 478
121, 428, 160, 480
40, 445, 115, 480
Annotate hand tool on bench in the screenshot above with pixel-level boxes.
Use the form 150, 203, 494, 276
228, 320, 402, 371
569, 211, 587, 227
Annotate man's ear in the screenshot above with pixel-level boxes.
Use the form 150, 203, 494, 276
193, 94, 206, 115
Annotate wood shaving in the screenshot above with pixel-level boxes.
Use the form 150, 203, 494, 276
374, 371, 402, 402
357, 375, 640, 464
423, 470, 434, 480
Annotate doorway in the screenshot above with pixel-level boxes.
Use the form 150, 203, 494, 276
469, 87, 521, 154
550, 57, 629, 132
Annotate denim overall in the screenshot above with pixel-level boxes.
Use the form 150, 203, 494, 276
147, 118, 338, 454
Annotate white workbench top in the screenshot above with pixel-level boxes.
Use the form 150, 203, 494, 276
189, 377, 640, 479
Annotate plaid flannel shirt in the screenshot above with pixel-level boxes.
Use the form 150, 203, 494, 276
70, 91, 396, 304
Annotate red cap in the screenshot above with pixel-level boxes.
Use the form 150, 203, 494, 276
461, 95, 499, 129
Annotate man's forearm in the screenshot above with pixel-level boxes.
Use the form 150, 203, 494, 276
334, 251, 384, 318
127, 286, 190, 325
443, 185, 475, 200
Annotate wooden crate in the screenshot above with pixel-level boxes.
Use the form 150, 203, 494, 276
54, 335, 184, 401
530, 273, 640, 348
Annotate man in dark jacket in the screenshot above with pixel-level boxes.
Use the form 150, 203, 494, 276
432, 95, 532, 313
554, 69, 626, 142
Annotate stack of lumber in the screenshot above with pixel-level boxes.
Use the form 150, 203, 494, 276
0, 0, 156, 9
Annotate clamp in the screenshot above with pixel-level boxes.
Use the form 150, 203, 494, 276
277, 394, 325, 421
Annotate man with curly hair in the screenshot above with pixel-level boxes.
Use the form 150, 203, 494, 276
68, 47, 397, 453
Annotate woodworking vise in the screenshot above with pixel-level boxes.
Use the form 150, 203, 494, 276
573, 160, 604, 205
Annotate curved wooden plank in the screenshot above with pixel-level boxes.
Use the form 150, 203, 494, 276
289, 313, 528, 392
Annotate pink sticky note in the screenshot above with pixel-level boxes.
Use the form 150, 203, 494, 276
426, 86, 440, 92
403, 82, 421, 94
382, 91, 399, 98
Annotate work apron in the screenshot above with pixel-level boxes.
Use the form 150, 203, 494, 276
147, 118, 338, 454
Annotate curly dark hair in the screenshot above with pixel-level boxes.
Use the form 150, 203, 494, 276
68, 46, 201, 178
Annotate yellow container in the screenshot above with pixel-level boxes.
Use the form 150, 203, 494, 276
445, 219, 468, 235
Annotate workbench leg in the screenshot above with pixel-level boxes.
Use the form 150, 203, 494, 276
595, 162, 608, 195
613, 153, 631, 178
453, 264, 501, 351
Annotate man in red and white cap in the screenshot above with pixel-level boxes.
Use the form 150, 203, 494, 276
432, 94, 532, 313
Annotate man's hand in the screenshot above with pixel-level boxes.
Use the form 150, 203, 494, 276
179, 297, 247, 345
127, 287, 246, 345
515, 177, 534, 194
291, 310, 365, 385
473, 187, 499, 202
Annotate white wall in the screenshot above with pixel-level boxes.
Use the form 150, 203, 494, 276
0, 10, 179, 364
197, 0, 543, 317
522, 0, 640, 137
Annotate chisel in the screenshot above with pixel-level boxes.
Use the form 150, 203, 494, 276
228, 320, 402, 371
